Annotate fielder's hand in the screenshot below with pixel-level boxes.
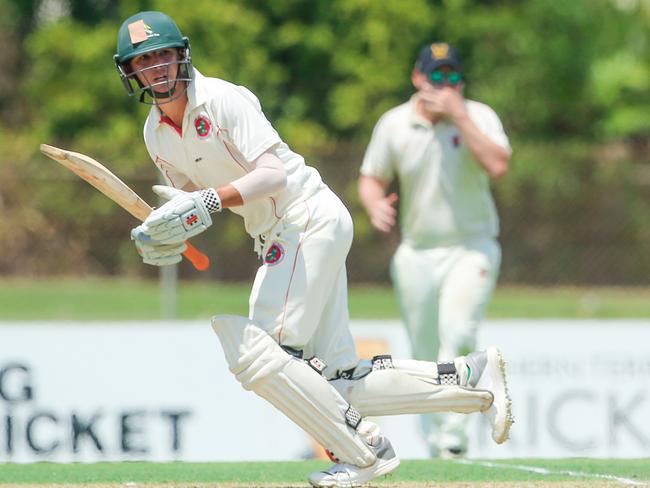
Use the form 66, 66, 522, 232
417, 87, 467, 121
131, 227, 187, 266
368, 192, 399, 233
140, 185, 222, 244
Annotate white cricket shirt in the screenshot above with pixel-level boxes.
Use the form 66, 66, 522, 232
143, 69, 323, 238
361, 96, 510, 248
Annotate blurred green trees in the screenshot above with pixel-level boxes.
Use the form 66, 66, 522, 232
2, 0, 650, 284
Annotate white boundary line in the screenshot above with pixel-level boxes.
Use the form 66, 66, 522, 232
455, 459, 648, 486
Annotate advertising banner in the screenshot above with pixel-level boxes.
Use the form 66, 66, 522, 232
0, 320, 647, 462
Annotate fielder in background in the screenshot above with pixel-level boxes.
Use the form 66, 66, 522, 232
359, 42, 512, 458
115, 14, 512, 486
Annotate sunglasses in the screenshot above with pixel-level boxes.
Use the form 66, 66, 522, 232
429, 70, 463, 86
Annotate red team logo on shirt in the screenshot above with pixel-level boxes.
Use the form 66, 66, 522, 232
194, 115, 212, 138
264, 243, 285, 266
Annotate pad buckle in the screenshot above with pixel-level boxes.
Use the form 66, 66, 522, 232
306, 356, 327, 375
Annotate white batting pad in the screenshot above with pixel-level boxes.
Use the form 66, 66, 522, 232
211, 315, 376, 467
330, 357, 493, 416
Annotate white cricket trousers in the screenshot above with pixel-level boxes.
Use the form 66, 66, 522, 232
390, 236, 501, 453
248, 186, 359, 378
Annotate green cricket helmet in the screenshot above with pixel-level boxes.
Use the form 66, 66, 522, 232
114, 11, 193, 104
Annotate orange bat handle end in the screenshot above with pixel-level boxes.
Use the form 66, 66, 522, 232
183, 242, 210, 271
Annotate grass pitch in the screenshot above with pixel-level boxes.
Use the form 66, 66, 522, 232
0, 459, 648, 487
2, 278, 650, 320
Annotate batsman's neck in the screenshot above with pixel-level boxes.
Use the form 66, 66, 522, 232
156, 92, 188, 129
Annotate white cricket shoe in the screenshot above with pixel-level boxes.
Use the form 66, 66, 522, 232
308, 435, 400, 487
465, 346, 514, 444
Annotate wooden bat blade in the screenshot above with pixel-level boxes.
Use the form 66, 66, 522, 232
40, 143, 210, 271
40, 143, 152, 221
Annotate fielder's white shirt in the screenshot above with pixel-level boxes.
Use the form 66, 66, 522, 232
361, 96, 510, 248
143, 69, 323, 238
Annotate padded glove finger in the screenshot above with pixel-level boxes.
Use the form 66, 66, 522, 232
131, 226, 187, 266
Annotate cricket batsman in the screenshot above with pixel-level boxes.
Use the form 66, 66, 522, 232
115, 12, 513, 486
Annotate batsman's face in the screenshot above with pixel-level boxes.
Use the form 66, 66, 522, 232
130, 48, 180, 92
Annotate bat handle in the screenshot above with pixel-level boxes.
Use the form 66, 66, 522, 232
183, 242, 210, 271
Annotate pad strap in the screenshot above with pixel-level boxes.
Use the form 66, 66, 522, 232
328, 356, 493, 417
306, 356, 327, 376
437, 361, 459, 385
336, 355, 395, 380
372, 355, 394, 371
344, 405, 362, 429
279, 346, 327, 376
280, 346, 327, 376
281, 345, 303, 359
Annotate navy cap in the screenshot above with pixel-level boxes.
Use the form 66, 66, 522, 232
415, 43, 463, 74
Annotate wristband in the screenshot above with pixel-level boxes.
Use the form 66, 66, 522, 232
200, 188, 222, 213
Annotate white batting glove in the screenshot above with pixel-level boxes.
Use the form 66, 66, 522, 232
131, 227, 187, 266
141, 185, 222, 244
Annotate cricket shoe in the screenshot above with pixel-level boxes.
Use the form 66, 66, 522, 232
308, 435, 400, 487
464, 346, 514, 444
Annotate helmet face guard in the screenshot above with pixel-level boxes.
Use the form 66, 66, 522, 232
114, 41, 193, 105
114, 11, 194, 105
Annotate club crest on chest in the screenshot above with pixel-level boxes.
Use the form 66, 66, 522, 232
194, 115, 212, 138
264, 242, 285, 266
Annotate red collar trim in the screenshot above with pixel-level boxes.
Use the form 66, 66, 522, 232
159, 115, 182, 136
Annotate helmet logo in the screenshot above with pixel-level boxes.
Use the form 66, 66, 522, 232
128, 19, 160, 44
194, 115, 212, 138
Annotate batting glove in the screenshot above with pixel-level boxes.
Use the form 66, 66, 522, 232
140, 185, 222, 244
131, 227, 187, 266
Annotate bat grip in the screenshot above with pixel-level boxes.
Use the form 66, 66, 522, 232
183, 242, 210, 271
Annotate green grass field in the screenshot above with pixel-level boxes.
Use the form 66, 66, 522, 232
0, 459, 648, 487
2, 278, 650, 320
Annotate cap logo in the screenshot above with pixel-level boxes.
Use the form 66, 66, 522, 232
128, 19, 160, 44
430, 43, 450, 60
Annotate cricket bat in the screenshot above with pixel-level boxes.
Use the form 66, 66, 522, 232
40, 144, 210, 271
